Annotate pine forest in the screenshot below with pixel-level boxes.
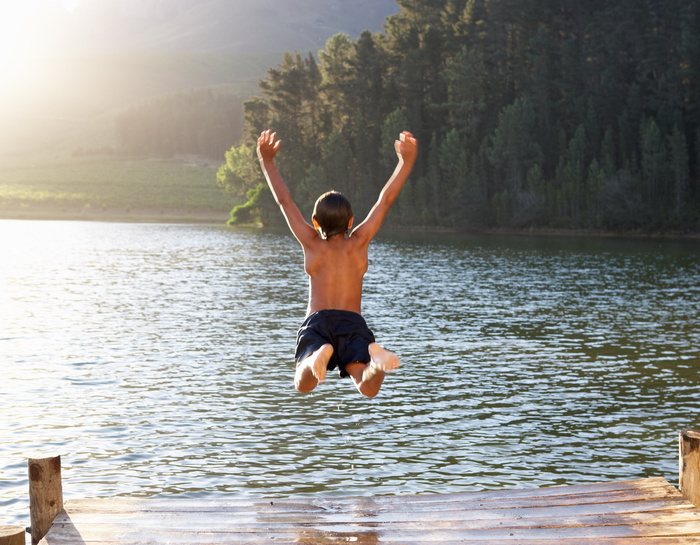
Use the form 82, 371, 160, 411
203, 1, 699, 232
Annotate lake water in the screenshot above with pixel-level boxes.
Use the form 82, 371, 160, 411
1, 220, 699, 527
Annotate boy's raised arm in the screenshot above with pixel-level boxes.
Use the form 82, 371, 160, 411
257, 130, 318, 245
353, 131, 418, 243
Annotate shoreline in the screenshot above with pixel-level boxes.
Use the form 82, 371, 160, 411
1, 208, 699, 239
472, 226, 700, 240
0, 207, 229, 225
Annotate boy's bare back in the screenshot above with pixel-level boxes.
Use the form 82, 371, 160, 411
302, 230, 368, 315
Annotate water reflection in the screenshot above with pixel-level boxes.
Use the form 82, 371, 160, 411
1, 221, 699, 527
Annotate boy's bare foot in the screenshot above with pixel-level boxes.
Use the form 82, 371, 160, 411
346, 344, 400, 398
310, 343, 334, 382
368, 343, 400, 372
295, 343, 333, 392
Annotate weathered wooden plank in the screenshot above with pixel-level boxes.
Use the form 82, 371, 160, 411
37, 520, 700, 543
58, 489, 690, 517
53, 500, 700, 526
59, 477, 678, 514
40, 534, 698, 545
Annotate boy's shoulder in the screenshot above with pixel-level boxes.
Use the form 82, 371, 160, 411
303, 233, 368, 256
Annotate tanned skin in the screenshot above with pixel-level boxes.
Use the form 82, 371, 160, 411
257, 129, 418, 397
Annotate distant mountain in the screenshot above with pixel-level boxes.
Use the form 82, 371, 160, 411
39, 0, 400, 56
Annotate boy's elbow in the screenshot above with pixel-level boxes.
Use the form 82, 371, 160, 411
379, 193, 398, 210
276, 194, 293, 209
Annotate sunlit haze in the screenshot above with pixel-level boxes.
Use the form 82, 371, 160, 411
0, 0, 79, 78
0, 0, 401, 157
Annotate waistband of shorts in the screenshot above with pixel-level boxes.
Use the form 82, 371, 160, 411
304, 309, 364, 321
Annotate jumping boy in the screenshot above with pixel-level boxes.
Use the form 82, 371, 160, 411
257, 129, 418, 398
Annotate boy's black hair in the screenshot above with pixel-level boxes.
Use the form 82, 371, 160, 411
313, 191, 353, 238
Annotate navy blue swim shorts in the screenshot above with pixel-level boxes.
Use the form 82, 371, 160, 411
295, 310, 376, 378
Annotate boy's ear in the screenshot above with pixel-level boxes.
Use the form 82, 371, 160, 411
312, 217, 327, 238
347, 216, 354, 229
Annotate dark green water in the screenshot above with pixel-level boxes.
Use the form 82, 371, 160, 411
1, 220, 698, 526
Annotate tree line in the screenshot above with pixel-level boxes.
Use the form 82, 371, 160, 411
217, 0, 699, 232
116, 88, 244, 160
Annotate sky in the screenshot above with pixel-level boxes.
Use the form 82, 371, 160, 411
0, 0, 80, 79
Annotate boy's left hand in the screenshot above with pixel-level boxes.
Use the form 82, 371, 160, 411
257, 129, 281, 162
395, 131, 418, 163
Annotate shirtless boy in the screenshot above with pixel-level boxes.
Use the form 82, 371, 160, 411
257, 129, 418, 398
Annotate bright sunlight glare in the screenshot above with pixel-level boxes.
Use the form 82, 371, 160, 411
0, 0, 79, 79
60, 0, 80, 11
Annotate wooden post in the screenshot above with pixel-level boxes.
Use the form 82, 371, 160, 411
28, 456, 63, 545
680, 430, 700, 508
0, 526, 25, 545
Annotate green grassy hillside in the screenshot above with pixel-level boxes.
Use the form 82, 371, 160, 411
0, 156, 231, 223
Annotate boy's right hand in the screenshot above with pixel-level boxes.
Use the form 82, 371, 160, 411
257, 129, 281, 162
395, 131, 418, 164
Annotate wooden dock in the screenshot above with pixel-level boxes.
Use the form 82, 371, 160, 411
12, 430, 700, 545
38, 477, 700, 544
